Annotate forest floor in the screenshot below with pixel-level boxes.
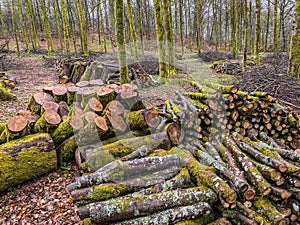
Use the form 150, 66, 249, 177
0, 48, 299, 224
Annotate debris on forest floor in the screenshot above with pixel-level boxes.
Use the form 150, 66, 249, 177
198, 51, 233, 63
0, 163, 82, 225
235, 53, 300, 112
210, 60, 244, 76
0, 55, 57, 123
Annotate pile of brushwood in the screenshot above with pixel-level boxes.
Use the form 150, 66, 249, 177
199, 51, 233, 63
210, 60, 243, 76
234, 54, 300, 113
0, 72, 17, 101
1, 77, 300, 224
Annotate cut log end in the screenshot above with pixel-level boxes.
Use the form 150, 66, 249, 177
94, 116, 108, 131
7, 115, 28, 133
44, 110, 61, 125
88, 97, 103, 112
70, 116, 84, 131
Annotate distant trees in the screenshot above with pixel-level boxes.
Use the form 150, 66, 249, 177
0, 0, 297, 76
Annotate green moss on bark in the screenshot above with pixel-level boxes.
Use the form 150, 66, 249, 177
0, 133, 57, 192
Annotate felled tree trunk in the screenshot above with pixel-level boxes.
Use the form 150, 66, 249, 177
56, 136, 77, 165
70, 166, 180, 206
78, 188, 216, 223
0, 133, 57, 192
79, 132, 172, 171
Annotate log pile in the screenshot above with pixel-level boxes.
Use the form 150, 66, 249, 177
210, 60, 243, 75
0, 72, 17, 101
65, 81, 300, 224
55, 58, 91, 84
56, 58, 160, 88
1, 74, 300, 224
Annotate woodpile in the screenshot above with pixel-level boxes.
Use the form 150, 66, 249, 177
210, 60, 243, 75
0, 72, 17, 101
55, 58, 160, 88
55, 58, 91, 84
1, 74, 300, 224
65, 81, 300, 224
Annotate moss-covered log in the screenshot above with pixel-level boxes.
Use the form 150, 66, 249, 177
171, 147, 237, 205
26, 92, 54, 114
81, 132, 171, 171
0, 115, 30, 144
56, 136, 77, 165
41, 101, 59, 114
223, 135, 272, 196
52, 86, 67, 103
119, 84, 144, 111
97, 86, 116, 108
253, 197, 289, 225
78, 188, 216, 223
110, 202, 213, 225
67, 154, 180, 192
0, 86, 17, 101
58, 101, 70, 119
70, 166, 180, 206
0, 133, 57, 192
51, 116, 76, 146
206, 218, 232, 225
33, 110, 61, 134
130, 168, 194, 196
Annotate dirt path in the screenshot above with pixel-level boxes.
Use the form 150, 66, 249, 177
0, 54, 58, 123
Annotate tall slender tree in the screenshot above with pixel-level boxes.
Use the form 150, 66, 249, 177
127, 0, 138, 59
54, 0, 64, 50
288, 0, 300, 76
77, 0, 89, 56
11, 0, 20, 57
61, 0, 70, 54
243, 0, 250, 69
0, 2, 9, 50
195, 0, 202, 54
179, 0, 184, 57
254, 0, 261, 63
17, 0, 30, 53
154, 0, 168, 83
273, 0, 279, 53
41, 0, 53, 56
163, 0, 175, 73
115, 0, 129, 84
264, 0, 271, 52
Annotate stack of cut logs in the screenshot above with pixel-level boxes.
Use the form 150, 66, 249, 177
1, 77, 300, 224
210, 60, 243, 75
0, 72, 17, 100
55, 58, 91, 84
66, 81, 300, 225
56, 58, 159, 88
